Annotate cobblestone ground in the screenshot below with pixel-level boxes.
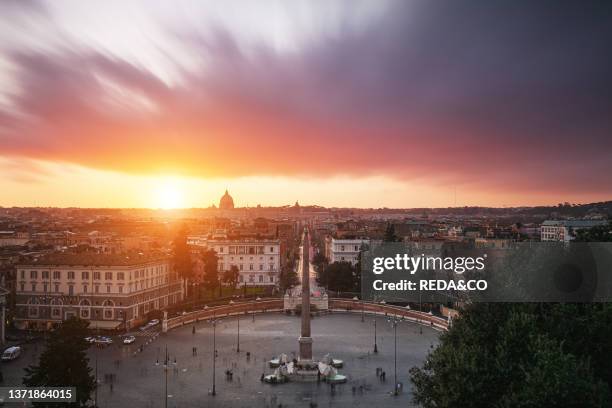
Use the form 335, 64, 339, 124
3, 313, 440, 408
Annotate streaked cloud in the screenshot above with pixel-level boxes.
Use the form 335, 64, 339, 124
1, 1, 611, 206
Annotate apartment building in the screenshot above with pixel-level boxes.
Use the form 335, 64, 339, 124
14, 251, 183, 330
192, 238, 281, 287
325, 237, 370, 265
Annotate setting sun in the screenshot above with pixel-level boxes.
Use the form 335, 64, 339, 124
152, 178, 185, 209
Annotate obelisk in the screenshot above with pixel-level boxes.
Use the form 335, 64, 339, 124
298, 228, 313, 361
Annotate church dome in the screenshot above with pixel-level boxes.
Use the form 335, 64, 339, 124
219, 190, 235, 210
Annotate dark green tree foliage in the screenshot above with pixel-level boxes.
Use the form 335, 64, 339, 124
318, 261, 359, 293
384, 223, 399, 242
279, 255, 299, 292
312, 252, 328, 276
23, 317, 95, 407
574, 222, 612, 242
201, 248, 219, 293
222, 265, 240, 290
410, 303, 612, 407
173, 224, 193, 281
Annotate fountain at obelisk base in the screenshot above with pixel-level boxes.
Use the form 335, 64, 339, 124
264, 228, 346, 384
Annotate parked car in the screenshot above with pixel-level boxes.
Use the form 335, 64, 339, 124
1, 346, 22, 361
84, 336, 95, 343
148, 319, 160, 327
123, 335, 136, 345
94, 336, 113, 345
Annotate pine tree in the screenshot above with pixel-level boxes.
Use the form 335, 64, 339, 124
23, 317, 95, 407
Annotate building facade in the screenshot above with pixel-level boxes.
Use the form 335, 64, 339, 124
326, 237, 370, 265
203, 239, 281, 287
14, 252, 183, 330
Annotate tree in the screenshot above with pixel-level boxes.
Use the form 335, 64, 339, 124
318, 261, 359, 293
279, 255, 299, 292
409, 303, 612, 407
383, 223, 399, 242
23, 317, 95, 407
173, 224, 193, 282
574, 222, 612, 242
201, 249, 219, 296
222, 265, 240, 291
312, 252, 328, 275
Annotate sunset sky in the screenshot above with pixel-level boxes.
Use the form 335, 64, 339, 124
1, 1, 611, 208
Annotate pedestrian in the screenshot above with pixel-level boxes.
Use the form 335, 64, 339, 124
194, 346, 197, 356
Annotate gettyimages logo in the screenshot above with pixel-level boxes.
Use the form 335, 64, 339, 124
372, 254, 487, 275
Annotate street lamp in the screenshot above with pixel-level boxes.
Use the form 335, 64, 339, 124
362, 300, 365, 322
387, 316, 404, 396
158, 345, 176, 408
209, 318, 222, 396
373, 318, 378, 353
236, 314, 240, 353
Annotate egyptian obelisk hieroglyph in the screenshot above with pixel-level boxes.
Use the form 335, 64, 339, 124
298, 228, 313, 361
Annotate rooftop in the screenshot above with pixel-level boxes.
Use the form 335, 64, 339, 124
17, 251, 169, 267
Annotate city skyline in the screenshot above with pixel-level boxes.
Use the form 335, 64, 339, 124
1, 1, 612, 208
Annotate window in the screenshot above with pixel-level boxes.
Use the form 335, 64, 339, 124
83, 285, 88, 293
239, 264, 243, 270
354, 246, 359, 251
82, 271, 89, 280
20, 283, 24, 292
270, 276, 274, 282
81, 309, 90, 319
68, 285, 74, 296
249, 264, 253, 270
107, 285, 111, 293
118, 286, 123, 294
95, 285, 99, 294
29, 306, 38, 317
269, 264, 274, 271
52, 308, 61, 317
269, 247, 274, 253
67, 271, 75, 280
105, 272, 113, 280
30, 270, 37, 279
43, 283, 48, 292
259, 264, 263, 270
20, 270, 25, 279
54, 284, 59, 292
93, 272, 100, 280
104, 309, 113, 319
258, 275, 263, 283
249, 275, 254, 282
31, 283, 36, 292
53, 271, 61, 280
117, 272, 124, 280
239, 275, 243, 282
42, 271, 49, 279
